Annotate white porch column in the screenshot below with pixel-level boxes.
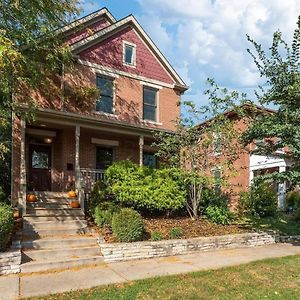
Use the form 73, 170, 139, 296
75, 126, 83, 211
139, 135, 144, 167
249, 170, 254, 186
20, 117, 27, 214
278, 166, 286, 209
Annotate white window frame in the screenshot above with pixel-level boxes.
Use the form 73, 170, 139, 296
123, 41, 136, 67
142, 86, 159, 123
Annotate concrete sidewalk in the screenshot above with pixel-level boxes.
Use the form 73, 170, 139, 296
2, 243, 300, 299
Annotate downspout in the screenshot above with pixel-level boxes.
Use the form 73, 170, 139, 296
60, 61, 65, 111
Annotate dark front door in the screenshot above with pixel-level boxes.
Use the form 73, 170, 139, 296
29, 145, 52, 191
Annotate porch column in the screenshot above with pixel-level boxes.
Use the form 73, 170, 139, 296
249, 170, 254, 186
75, 126, 83, 211
20, 117, 27, 215
139, 135, 144, 167
278, 166, 286, 209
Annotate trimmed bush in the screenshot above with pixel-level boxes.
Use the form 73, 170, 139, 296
0, 203, 13, 251
88, 180, 109, 216
111, 208, 144, 242
239, 181, 277, 217
105, 161, 186, 213
205, 205, 232, 225
151, 231, 163, 241
286, 190, 300, 210
94, 202, 119, 228
169, 227, 183, 239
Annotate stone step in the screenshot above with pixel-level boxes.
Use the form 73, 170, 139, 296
22, 245, 101, 261
22, 226, 89, 238
24, 215, 85, 222
21, 255, 104, 273
24, 208, 84, 217
22, 236, 98, 250
23, 219, 87, 230
27, 202, 71, 209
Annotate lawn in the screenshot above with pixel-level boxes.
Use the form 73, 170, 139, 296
29, 255, 300, 300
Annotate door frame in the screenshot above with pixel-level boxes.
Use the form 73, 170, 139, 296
27, 142, 54, 191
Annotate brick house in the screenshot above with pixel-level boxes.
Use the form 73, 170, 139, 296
207, 104, 291, 209
12, 8, 188, 214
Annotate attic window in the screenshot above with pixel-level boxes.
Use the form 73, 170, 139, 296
123, 42, 136, 66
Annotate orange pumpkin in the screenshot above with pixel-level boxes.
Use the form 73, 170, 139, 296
67, 190, 77, 198
26, 194, 37, 202
70, 200, 80, 208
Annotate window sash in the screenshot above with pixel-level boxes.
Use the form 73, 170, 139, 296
96, 76, 114, 114
125, 45, 134, 65
143, 87, 157, 121
96, 147, 113, 170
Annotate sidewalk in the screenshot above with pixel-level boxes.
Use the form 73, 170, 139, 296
1, 243, 300, 299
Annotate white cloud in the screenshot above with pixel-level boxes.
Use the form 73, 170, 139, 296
137, 0, 300, 102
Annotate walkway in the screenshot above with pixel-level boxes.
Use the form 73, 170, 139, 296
1, 243, 300, 299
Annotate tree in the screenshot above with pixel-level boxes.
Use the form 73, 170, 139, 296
0, 0, 80, 195
154, 79, 245, 218
242, 16, 300, 186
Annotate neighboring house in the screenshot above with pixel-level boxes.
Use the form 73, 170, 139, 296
12, 8, 188, 213
206, 104, 292, 210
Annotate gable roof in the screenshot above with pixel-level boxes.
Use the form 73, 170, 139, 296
69, 13, 188, 91
57, 7, 116, 37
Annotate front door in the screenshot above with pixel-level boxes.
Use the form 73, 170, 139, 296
29, 144, 52, 191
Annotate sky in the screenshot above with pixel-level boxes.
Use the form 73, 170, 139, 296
79, 0, 300, 106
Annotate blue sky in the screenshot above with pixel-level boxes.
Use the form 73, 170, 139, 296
80, 0, 299, 106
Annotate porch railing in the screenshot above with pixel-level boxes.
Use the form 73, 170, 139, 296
80, 168, 105, 194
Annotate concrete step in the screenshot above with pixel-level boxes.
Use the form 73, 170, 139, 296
34, 192, 69, 199
27, 202, 71, 209
21, 255, 104, 273
22, 226, 89, 238
22, 236, 98, 250
24, 215, 85, 222
22, 246, 101, 261
23, 219, 87, 230
25, 208, 84, 217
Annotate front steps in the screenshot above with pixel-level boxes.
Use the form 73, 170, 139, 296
21, 192, 103, 273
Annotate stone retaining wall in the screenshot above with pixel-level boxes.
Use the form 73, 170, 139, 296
277, 235, 300, 243
99, 232, 276, 262
0, 249, 21, 275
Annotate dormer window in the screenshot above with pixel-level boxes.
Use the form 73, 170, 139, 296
123, 42, 136, 66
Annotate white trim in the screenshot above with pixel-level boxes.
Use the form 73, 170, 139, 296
91, 138, 119, 147
58, 8, 116, 36
140, 81, 162, 90
26, 128, 57, 137
95, 68, 119, 79
78, 59, 174, 89
123, 41, 136, 67
70, 15, 187, 87
143, 86, 159, 123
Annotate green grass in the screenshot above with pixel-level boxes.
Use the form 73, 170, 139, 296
29, 255, 300, 300
239, 213, 300, 235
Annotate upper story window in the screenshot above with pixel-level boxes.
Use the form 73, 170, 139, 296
143, 87, 157, 122
96, 76, 114, 114
213, 132, 222, 156
123, 42, 136, 66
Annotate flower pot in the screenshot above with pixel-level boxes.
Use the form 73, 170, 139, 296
67, 190, 77, 198
26, 194, 37, 203
70, 200, 80, 208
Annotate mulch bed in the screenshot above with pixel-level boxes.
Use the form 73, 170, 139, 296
96, 217, 250, 243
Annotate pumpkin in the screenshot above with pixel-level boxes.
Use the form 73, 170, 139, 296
26, 194, 37, 202
70, 200, 80, 208
67, 190, 77, 198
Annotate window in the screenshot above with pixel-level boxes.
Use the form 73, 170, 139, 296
123, 42, 136, 66
143, 152, 157, 168
96, 76, 114, 114
143, 87, 157, 122
213, 132, 222, 155
96, 147, 113, 170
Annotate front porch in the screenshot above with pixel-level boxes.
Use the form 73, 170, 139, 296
12, 114, 159, 215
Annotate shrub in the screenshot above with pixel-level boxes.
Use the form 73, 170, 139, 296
200, 187, 229, 213
239, 181, 277, 217
105, 161, 186, 213
205, 205, 232, 225
293, 207, 300, 221
169, 227, 183, 239
111, 208, 144, 242
94, 202, 119, 228
0, 203, 13, 251
286, 190, 300, 209
151, 231, 163, 241
88, 180, 108, 216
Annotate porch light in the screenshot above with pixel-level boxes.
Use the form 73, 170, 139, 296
44, 138, 53, 144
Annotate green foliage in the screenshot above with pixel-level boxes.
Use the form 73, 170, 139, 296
239, 181, 277, 217
205, 205, 232, 225
150, 231, 163, 241
286, 190, 300, 209
200, 188, 229, 213
169, 227, 183, 239
242, 17, 300, 186
88, 180, 108, 217
0, 203, 13, 251
111, 208, 144, 242
105, 161, 186, 213
94, 202, 119, 228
